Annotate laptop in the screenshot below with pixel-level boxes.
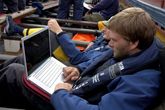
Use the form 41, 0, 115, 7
21, 27, 66, 95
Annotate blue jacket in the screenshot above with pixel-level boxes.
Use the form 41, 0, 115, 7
51, 37, 163, 110
51, 69, 160, 110
57, 33, 110, 72
88, 0, 119, 20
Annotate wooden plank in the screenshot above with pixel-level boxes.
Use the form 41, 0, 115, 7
20, 23, 101, 34
23, 17, 98, 27
140, 0, 165, 8
43, 0, 59, 10
0, 0, 59, 24
0, 8, 36, 24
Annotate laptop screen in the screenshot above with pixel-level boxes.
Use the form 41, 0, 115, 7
22, 28, 50, 76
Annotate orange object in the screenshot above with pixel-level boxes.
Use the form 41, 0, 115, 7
72, 33, 96, 51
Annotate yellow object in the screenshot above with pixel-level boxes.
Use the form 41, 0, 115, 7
23, 28, 43, 36
156, 29, 165, 44
98, 21, 105, 30
53, 46, 69, 62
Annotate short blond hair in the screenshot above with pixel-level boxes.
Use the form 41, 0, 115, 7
109, 7, 156, 50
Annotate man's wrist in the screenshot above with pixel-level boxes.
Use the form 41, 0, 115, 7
57, 31, 67, 37
56, 29, 63, 35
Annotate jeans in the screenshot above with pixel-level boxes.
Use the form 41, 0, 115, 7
18, 0, 26, 10
0, 55, 53, 110
1, 0, 25, 13
3, 0, 18, 13
0, 0, 3, 13
57, 0, 84, 20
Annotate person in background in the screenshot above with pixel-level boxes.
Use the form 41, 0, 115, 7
0, 0, 43, 15
57, 0, 84, 20
83, 0, 119, 22
83, 0, 100, 14
0, 0, 26, 13
0, 0, 22, 14
3, 14, 111, 69
0, 0, 3, 15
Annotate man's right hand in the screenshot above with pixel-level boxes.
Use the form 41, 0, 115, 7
63, 67, 80, 82
48, 19, 63, 35
85, 42, 94, 50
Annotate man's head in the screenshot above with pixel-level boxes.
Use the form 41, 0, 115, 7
103, 7, 156, 59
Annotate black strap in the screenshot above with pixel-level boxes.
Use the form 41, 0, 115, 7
26, 28, 30, 36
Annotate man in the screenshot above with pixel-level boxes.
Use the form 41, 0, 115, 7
83, 0, 119, 21
3, 14, 110, 65
49, 7, 163, 110
0, 7, 163, 110
48, 19, 111, 71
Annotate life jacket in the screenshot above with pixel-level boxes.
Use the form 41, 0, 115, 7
72, 39, 163, 103
72, 33, 96, 51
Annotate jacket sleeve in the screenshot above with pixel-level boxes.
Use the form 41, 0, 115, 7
89, 0, 114, 12
57, 33, 90, 65
57, 33, 108, 69
51, 90, 98, 110
51, 69, 160, 110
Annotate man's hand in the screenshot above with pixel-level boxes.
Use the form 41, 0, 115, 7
85, 42, 94, 50
48, 19, 63, 35
63, 67, 80, 82
55, 83, 73, 91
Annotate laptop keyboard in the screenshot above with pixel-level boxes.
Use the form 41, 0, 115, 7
33, 59, 63, 87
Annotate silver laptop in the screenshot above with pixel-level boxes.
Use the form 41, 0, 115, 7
21, 27, 66, 95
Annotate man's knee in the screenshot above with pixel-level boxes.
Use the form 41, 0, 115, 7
6, 63, 25, 82
8, 63, 24, 71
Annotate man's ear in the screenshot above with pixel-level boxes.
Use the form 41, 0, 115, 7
130, 40, 139, 50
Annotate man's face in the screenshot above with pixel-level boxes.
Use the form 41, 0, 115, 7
102, 27, 110, 40
106, 30, 135, 59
